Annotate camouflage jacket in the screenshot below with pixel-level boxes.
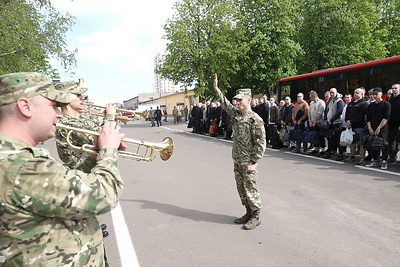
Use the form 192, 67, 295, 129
0, 133, 122, 266
214, 88, 266, 164
55, 113, 114, 172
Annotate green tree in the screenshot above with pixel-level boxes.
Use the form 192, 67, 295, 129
234, 0, 302, 96
157, 0, 243, 98
0, 0, 76, 76
378, 0, 400, 56
297, 0, 387, 74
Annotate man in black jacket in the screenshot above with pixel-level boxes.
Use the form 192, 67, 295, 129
387, 83, 400, 163
365, 87, 391, 170
345, 87, 369, 164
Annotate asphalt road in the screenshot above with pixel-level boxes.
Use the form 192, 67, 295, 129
43, 119, 400, 267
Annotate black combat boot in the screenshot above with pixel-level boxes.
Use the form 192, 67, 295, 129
234, 205, 252, 224
243, 209, 261, 230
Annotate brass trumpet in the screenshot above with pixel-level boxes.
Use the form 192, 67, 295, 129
92, 112, 135, 125
56, 123, 174, 161
88, 104, 147, 120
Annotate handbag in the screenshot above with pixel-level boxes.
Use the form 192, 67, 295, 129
316, 119, 330, 131
361, 135, 387, 150
279, 126, 290, 142
289, 125, 305, 142
340, 128, 353, 146
303, 130, 320, 145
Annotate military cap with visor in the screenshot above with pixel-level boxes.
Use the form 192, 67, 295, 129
54, 78, 88, 95
0, 72, 76, 107
233, 88, 252, 100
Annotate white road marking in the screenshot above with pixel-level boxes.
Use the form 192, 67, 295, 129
111, 203, 140, 267
284, 151, 345, 164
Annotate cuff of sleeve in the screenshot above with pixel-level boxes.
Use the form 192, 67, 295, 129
97, 147, 119, 160
104, 113, 116, 121
249, 160, 257, 165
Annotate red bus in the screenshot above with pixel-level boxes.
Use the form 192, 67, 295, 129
278, 56, 400, 100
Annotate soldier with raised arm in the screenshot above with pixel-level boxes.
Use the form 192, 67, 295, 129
0, 72, 125, 266
213, 74, 266, 230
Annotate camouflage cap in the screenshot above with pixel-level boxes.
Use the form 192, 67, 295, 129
0, 72, 76, 107
54, 78, 88, 95
233, 88, 252, 99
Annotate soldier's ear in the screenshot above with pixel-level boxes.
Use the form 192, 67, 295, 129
16, 98, 34, 118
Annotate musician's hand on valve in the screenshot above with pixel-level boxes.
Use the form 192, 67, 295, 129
98, 121, 125, 150
105, 103, 116, 115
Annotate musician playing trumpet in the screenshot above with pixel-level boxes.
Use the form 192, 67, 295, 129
54, 79, 120, 171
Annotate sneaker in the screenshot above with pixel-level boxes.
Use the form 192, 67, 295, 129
345, 156, 355, 163
292, 148, 300, 153
307, 149, 320, 155
388, 158, 396, 164
381, 160, 388, 170
323, 152, 332, 159
335, 154, 344, 161
366, 160, 377, 167
357, 158, 365, 165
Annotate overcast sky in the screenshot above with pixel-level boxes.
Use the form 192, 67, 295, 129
51, 0, 177, 105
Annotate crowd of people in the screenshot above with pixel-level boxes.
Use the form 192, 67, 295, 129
186, 83, 400, 171
147, 105, 189, 126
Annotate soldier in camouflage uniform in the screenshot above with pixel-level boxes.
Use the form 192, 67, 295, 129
54, 79, 116, 172
0, 72, 125, 266
213, 74, 266, 230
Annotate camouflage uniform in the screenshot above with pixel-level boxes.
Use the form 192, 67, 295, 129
0, 72, 123, 266
214, 87, 266, 211
55, 114, 98, 172
54, 80, 115, 172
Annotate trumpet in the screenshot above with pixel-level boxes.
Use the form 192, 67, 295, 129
56, 123, 174, 161
92, 112, 135, 125
88, 104, 147, 120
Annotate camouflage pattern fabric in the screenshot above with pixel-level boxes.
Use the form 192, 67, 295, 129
55, 114, 98, 172
214, 87, 266, 210
0, 72, 75, 107
55, 113, 115, 172
54, 79, 87, 95
214, 88, 266, 164
0, 132, 123, 266
234, 163, 262, 210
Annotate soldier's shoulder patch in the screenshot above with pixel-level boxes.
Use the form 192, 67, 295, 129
23, 147, 50, 158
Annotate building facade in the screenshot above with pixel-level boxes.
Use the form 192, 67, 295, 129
153, 53, 183, 94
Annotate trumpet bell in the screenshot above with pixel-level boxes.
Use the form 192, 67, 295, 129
159, 137, 174, 161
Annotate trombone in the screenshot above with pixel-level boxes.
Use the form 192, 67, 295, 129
88, 104, 148, 121
56, 123, 174, 161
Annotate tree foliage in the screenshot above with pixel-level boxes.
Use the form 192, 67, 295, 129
157, 0, 242, 98
234, 0, 301, 95
158, 0, 400, 98
297, 0, 387, 73
0, 0, 76, 76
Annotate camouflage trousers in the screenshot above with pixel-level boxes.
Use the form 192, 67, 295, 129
233, 162, 262, 211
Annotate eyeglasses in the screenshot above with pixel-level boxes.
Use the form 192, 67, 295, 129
284, 98, 290, 100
